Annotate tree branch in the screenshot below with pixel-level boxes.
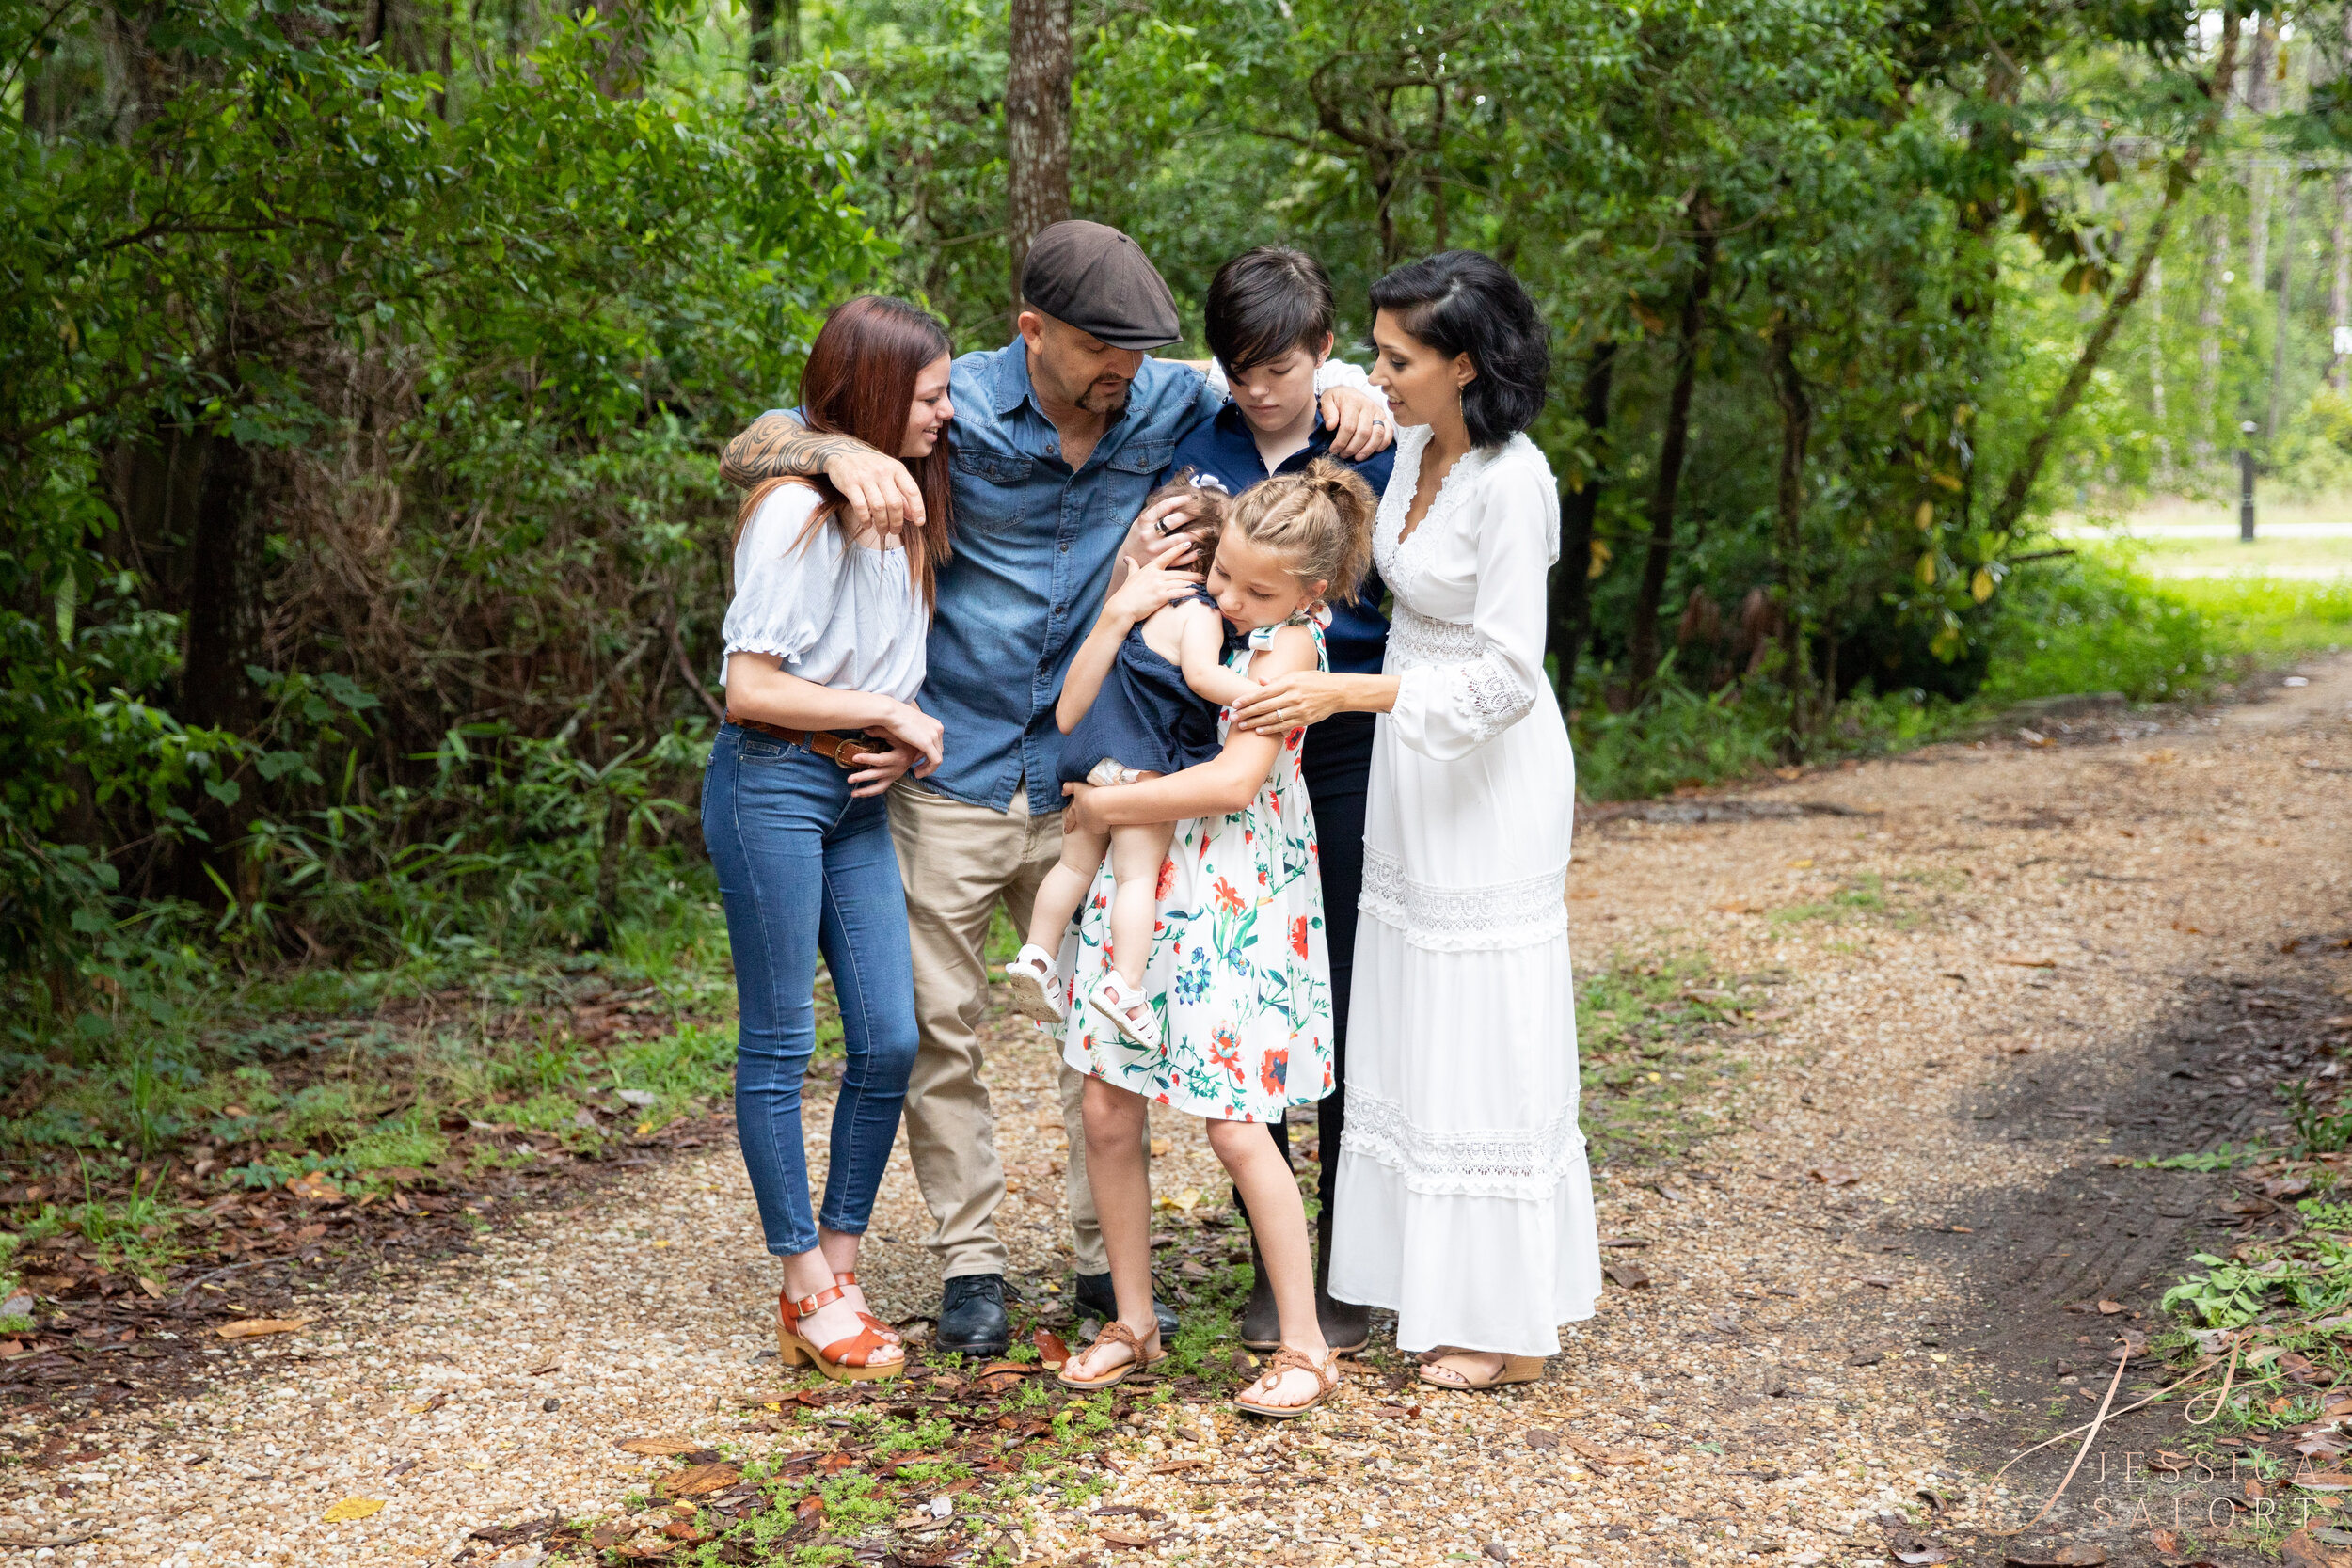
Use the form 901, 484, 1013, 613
1988, 11, 2241, 539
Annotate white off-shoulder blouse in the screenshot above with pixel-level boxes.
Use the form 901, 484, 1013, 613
719, 481, 928, 705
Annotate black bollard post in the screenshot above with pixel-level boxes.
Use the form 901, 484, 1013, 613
2238, 420, 2258, 544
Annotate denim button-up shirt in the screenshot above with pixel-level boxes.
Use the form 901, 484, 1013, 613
915, 341, 1222, 816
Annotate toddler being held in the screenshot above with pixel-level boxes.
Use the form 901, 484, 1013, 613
1002, 474, 1255, 1041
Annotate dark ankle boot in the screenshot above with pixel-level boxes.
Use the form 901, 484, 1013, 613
1315, 1209, 1369, 1354
1239, 1235, 1280, 1350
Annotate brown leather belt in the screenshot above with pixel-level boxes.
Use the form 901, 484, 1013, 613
726, 714, 868, 770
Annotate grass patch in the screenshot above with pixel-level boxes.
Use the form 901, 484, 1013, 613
1575, 951, 1767, 1165
0, 893, 850, 1312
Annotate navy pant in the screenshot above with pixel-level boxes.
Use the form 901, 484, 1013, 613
1257, 712, 1374, 1240
702, 724, 920, 1257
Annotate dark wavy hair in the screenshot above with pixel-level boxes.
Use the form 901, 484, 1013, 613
1367, 250, 1550, 448
736, 295, 955, 610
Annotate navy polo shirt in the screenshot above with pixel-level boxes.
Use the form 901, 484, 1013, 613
1159, 402, 1396, 675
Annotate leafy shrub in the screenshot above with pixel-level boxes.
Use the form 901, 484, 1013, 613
1979, 556, 2228, 705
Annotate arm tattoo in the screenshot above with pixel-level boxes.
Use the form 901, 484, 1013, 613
718, 413, 882, 489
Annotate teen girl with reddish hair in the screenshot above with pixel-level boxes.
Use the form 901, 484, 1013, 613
704, 295, 956, 1381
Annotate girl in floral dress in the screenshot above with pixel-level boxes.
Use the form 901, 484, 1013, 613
1050, 463, 1376, 1417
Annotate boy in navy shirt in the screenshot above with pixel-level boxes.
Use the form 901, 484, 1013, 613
1164, 247, 1394, 1355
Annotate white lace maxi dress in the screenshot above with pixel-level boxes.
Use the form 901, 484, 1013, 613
1326, 426, 1603, 1357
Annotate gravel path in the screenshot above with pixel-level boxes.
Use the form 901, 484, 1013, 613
5, 656, 2347, 1568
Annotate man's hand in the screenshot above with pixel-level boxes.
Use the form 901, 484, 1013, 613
719, 412, 926, 534
826, 447, 926, 536
1321, 384, 1395, 460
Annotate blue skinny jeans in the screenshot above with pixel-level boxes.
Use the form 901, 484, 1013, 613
702, 723, 919, 1257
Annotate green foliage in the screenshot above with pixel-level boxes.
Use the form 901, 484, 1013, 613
2130, 1144, 2270, 1172
1979, 556, 2230, 705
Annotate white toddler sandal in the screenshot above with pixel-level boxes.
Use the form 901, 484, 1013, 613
1002, 944, 1066, 1025
1088, 973, 1163, 1050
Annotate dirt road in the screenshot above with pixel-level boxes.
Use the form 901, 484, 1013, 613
4, 657, 2347, 1568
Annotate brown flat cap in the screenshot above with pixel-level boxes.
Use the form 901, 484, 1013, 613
1021, 221, 1182, 350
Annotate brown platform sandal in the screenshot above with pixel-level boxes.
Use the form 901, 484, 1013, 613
1416, 1351, 1544, 1391
1055, 1321, 1166, 1391
1232, 1345, 1342, 1419
778, 1284, 903, 1383
834, 1271, 901, 1346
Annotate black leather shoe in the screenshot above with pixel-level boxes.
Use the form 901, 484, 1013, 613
1239, 1239, 1280, 1350
936, 1274, 1009, 1358
1073, 1270, 1179, 1339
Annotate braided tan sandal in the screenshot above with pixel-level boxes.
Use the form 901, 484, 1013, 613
1233, 1345, 1342, 1419
1056, 1320, 1167, 1390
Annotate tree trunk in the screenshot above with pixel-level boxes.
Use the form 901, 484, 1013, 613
2268, 179, 2297, 440
2147, 255, 2170, 477
1768, 306, 1813, 744
181, 432, 266, 742
748, 0, 798, 74
1005, 0, 1073, 318
2331, 170, 2350, 391
1548, 341, 1614, 700
2195, 210, 2229, 465
1627, 221, 1715, 695
588, 0, 646, 96
2246, 20, 2278, 305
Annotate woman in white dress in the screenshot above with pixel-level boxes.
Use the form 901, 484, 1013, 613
1230, 251, 1600, 1389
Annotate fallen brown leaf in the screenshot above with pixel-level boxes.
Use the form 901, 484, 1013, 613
654, 1463, 739, 1498
1807, 1164, 1861, 1187
1563, 1434, 1643, 1466
614, 1437, 705, 1457
1148, 1459, 1202, 1474
2280, 1530, 2352, 1568
405, 1393, 447, 1415
1603, 1260, 1650, 1290
2001, 1548, 2106, 1567
1995, 955, 2059, 969
1524, 1429, 1561, 1451
2095, 1300, 2124, 1315
215, 1317, 310, 1340
1033, 1330, 1070, 1370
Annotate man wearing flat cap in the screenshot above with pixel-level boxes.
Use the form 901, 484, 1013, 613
720, 221, 1391, 1356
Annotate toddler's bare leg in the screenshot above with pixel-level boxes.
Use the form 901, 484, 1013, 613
1027, 819, 1111, 954
1105, 818, 1176, 987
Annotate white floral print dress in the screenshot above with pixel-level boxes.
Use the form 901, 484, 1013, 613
1056, 614, 1337, 1123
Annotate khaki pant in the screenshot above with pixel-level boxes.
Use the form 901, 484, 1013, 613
887, 781, 1144, 1280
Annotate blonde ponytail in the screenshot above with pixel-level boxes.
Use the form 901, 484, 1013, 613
1227, 458, 1377, 603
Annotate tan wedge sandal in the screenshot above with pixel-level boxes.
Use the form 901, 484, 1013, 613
1233, 1345, 1343, 1419
1417, 1350, 1545, 1391
1056, 1321, 1167, 1390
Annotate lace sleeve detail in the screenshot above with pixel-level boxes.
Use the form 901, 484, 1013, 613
1447, 656, 1534, 745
